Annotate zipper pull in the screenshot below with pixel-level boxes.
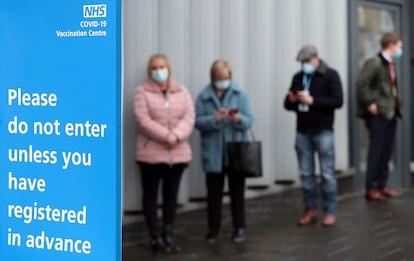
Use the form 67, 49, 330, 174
164, 92, 170, 108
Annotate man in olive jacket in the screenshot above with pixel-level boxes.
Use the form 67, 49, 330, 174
356, 32, 403, 201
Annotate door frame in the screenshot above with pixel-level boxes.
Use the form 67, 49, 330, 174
348, 0, 412, 189
411, 1, 414, 167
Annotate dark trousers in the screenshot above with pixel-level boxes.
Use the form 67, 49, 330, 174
365, 115, 397, 190
206, 171, 246, 235
138, 162, 187, 238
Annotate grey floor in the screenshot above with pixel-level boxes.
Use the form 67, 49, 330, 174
122, 180, 414, 261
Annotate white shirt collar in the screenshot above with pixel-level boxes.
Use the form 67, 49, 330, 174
381, 52, 393, 63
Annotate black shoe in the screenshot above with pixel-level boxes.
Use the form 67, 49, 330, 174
232, 228, 245, 243
151, 237, 168, 253
206, 232, 218, 244
163, 225, 181, 253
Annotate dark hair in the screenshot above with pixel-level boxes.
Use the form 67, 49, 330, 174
380, 33, 401, 49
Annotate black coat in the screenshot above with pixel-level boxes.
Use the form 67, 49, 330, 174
284, 60, 343, 134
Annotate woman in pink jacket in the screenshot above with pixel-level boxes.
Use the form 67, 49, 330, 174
134, 54, 195, 253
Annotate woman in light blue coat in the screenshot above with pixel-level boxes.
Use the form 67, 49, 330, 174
195, 59, 254, 243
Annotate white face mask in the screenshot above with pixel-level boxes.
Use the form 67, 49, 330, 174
302, 63, 316, 74
393, 48, 403, 59
214, 80, 231, 90
151, 68, 169, 83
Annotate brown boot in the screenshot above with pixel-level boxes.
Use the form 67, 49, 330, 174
365, 190, 384, 202
298, 209, 317, 226
322, 214, 336, 227
379, 188, 402, 198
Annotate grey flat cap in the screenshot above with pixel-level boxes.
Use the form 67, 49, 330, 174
296, 45, 318, 62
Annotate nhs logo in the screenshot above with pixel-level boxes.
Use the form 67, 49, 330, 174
83, 4, 107, 18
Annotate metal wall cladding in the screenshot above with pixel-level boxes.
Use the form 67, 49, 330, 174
122, 0, 349, 212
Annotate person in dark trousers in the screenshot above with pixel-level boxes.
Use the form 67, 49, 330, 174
134, 54, 195, 253
284, 45, 343, 227
195, 59, 254, 244
357, 32, 403, 201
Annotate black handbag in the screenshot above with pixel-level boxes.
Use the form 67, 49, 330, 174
227, 131, 263, 178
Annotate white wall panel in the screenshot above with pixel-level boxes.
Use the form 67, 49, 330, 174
246, 0, 274, 185
123, 0, 157, 211
324, 0, 349, 170
122, 0, 350, 212
300, 0, 325, 55
272, 0, 303, 181
187, 0, 219, 198
156, 0, 191, 203
219, 0, 249, 88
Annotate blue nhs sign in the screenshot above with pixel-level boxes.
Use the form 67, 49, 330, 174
0, 0, 121, 260
83, 4, 107, 18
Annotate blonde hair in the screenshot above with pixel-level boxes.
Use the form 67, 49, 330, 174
147, 54, 172, 78
210, 59, 232, 83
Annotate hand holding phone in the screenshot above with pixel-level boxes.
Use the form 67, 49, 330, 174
229, 108, 239, 115
288, 90, 299, 102
228, 108, 240, 123
297, 90, 313, 105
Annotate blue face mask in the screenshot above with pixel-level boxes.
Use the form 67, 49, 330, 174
151, 68, 169, 83
214, 80, 231, 90
302, 63, 316, 75
393, 48, 403, 59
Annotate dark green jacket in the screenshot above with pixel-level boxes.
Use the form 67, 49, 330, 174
356, 53, 402, 119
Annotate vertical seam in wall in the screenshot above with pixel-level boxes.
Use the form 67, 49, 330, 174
321, 0, 327, 60
296, 0, 302, 50
216, 0, 221, 59
271, 0, 278, 175
185, 0, 190, 88
154, 0, 159, 53
244, 0, 249, 91
402, 0, 411, 185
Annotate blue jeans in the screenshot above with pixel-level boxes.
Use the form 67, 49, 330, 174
295, 130, 337, 214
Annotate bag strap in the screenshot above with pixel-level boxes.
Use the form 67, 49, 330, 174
231, 127, 256, 142
250, 128, 256, 141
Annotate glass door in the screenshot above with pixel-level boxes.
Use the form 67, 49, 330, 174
349, 0, 411, 189
357, 4, 400, 179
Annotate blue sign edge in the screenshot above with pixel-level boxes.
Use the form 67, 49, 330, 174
115, 1, 122, 260
0, 1, 124, 259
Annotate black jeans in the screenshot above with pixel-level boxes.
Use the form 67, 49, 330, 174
138, 162, 187, 238
206, 170, 246, 236
365, 115, 397, 190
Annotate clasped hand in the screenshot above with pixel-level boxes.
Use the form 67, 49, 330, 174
166, 133, 178, 146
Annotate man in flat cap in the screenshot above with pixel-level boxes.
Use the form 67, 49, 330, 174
284, 45, 343, 227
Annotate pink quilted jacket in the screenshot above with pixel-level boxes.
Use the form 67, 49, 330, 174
134, 78, 195, 164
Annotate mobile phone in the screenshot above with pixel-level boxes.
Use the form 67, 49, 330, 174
229, 108, 239, 115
